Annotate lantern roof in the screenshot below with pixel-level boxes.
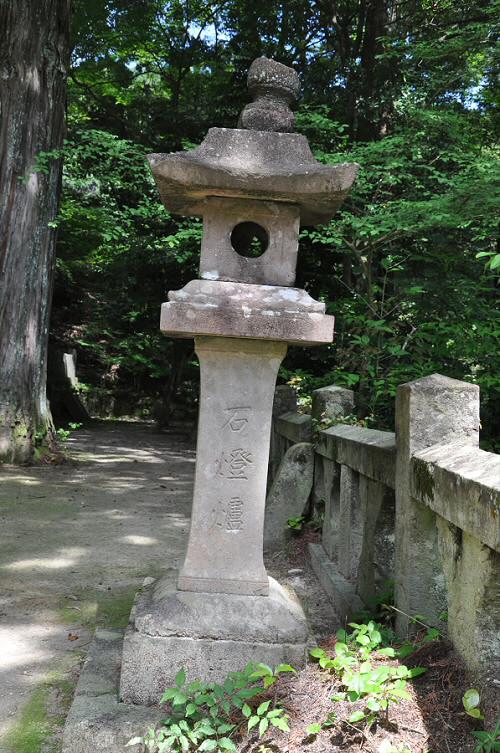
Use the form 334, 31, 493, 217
148, 57, 358, 226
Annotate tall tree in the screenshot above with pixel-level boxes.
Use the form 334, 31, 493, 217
0, 0, 71, 462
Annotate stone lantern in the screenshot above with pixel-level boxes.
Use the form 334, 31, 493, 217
119, 57, 358, 705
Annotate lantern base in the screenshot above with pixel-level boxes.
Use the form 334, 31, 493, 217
161, 279, 334, 345
119, 571, 309, 706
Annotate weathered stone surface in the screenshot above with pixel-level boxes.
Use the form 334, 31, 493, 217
62, 629, 163, 753
269, 385, 298, 485
200, 197, 300, 286
122, 634, 307, 707
177, 337, 286, 596
148, 127, 358, 226
63, 694, 160, 753
316, 424, 395, 487
168, 279, 325, 312
239, 57, 300, 133
394, 374, 480, 635
371, 489, 396, 590
309, 543, 365, 622
337, 464, 361, 579
275, 411, 312, 443
264, 442, 314, 548
272, 385, 297, 417
411, 441, 500, 552
62, 352, 78, 386
148, 54, 357, 225
120, 574, 308, 706
131, 572, 307, 642
437, 522, 499, 676
319, 456, 341, 560
74, 628, 123, 698
356, 476, 385, 605
312, 385, 355, 422
161, 279, 334, 345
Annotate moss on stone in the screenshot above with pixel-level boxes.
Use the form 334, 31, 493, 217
413, 458, 435, 501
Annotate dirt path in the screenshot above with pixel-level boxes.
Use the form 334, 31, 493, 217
0, 422, 195, 751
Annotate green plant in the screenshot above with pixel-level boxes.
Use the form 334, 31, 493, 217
332, 662, 424, 724
56, 428, 71, 442
310, 620, 426, 729
286, 516, 305, 532
243, 700, 290, 737
248, 663, 296, 689
463, 689, 484, 720
128, 664, 294, 752
471, 718, 500, 753
306, 711, 338, 737
343, 620, 394, 658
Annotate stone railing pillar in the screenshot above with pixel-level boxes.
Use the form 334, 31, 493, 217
268, 385, 297, 486
356, 476, 385, 605
311, 385, 354, 556
337, 464, 361, 579
394, 374, 479, 635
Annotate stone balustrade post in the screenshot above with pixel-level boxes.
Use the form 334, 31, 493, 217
337, 464, 361, 579
394, 374, 479, 635
356, 476, 385, 605
311, 385, 354, 559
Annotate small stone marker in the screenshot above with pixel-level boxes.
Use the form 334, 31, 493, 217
264, 442, 314, 549
119, 57, 358, 705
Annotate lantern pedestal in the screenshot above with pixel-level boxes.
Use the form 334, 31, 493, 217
119, 334, 309, 704
119, 572, 308, 706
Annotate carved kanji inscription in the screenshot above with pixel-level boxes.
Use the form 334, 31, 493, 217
216, 448, 253, 479
210, 496, 245, 533
222, 407, 251, 433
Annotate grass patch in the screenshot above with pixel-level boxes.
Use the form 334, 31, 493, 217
4, 687, 51, 753
59, 585, 138, 630
3, 660, 78, 753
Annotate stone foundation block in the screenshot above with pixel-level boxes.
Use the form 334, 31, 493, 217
119, 573, 309, 706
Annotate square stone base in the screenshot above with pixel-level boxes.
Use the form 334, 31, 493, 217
120, 572, 309, 706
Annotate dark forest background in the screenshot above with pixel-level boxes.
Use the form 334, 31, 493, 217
50, 0, 499, 444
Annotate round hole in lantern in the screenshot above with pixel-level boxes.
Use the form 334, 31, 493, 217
230, 222, 269, 258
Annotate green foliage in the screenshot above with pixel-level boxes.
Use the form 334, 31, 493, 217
463, 688, 484, 720
297, 107, 499, 440
131, 663, 293, 752
286, 515, 305, 532
471, 718, 500, 753
54, 128, 201, 414
310, 620, 429, 729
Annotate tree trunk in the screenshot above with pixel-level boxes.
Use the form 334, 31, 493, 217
0, 0, 70, 463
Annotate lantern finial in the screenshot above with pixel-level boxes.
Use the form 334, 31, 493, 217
238, 56, 300, 133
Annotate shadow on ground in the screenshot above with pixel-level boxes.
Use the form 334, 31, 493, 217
0, 421, 195, 749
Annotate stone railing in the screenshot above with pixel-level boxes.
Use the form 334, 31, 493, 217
266, 374, 500, 677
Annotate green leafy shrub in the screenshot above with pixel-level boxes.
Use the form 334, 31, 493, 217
309, 620, 427, 730
128, 664, 295, 752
